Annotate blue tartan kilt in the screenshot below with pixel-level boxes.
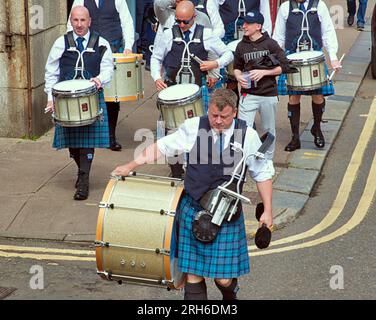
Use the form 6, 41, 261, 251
278, 64, 335, 96
201, 74, 224, 114
175, 194, 250, 279
52, 91, 110, 149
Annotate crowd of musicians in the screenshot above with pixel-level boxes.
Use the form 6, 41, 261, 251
45, 0, 342, 300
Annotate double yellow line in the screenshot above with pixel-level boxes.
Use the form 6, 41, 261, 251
249, 96, 376, 256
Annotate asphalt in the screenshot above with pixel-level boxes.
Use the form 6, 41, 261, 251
0, 20, 372, 244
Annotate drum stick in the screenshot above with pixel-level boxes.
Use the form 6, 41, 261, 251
328, 53, 345, 81
190, 54, 223, 79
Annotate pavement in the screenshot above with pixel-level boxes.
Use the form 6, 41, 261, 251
0, 17, 373, 244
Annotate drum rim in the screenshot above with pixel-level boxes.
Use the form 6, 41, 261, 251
286, 81, 328, 91
158, 87, 202, 107
112, 53, 143, 63
52, 85, 98, 97
287, 51, 325, 65
52, 109, 102, 127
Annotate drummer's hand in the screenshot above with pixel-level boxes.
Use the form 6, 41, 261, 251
331, 59, 342, 72
200, 60, 219, 72
45, 101, 54, 114
207, 77, 218, 89
111, 164, 132, 178
249, 69, 266, 82
90, 77, 102, 89
259, 211, 273, 229
123, 48, 132, 55
155, 79, 168, 91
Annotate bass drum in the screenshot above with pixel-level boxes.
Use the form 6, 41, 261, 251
96, 174, 185, 290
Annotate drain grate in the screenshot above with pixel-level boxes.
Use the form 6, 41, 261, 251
0, 287, 16, 300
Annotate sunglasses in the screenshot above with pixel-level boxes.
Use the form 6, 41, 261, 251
175, 16, 194, 25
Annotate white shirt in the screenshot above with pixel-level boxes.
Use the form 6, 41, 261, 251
44, 31, 114, 101
215, 0, 273, 36
151, 23, 233, 81
157, 117, 275, 182
272, 0, 338, 60
67, 0, 135, 51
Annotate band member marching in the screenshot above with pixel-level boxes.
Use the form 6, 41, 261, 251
151, 1, 233, 178
112, 88, 274, 300
68, 0, 135, 152
45, 6, 114, 200
273, 0, 342, 152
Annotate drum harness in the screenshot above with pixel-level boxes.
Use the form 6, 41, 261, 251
234, 0, 247, 40
192, 131, 275, 243
66, 31, 107, 80
63, 32, 107, 124
292, 0, 319, 53
172, 26, 203, 85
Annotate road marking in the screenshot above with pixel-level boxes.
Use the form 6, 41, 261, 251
0, 250, 95, 262
0, 244, 94, 256
249, 96, 376, 250
250, 149, 376, 256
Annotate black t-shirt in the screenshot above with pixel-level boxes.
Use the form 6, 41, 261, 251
233, 32, 290, 97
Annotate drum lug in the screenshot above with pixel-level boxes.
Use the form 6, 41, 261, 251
94, 241, 110, 248
99, 202, 115, 209
155, 248, 170, 255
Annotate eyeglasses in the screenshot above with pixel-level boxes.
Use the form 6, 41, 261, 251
175, 15, 194, 25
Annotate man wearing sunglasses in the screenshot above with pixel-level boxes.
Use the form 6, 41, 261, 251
151, 0, 232, 91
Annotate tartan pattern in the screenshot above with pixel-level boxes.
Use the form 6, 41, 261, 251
201, 74, 224, 114
52, 91, 110, 149
176, 194, 250, 279
277, 72, 335, 96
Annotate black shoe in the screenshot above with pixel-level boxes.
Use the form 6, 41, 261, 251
74, 188, 88, 201
284, 137, 301, 152
347, 14, 354, 26
357, 24, 364, 31
311, 126, 325, 148
109, 139, 122, 151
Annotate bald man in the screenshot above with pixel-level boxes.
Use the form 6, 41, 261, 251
45, 6, 114, 200
67, 0, 135, 152
151, 1, 232, 90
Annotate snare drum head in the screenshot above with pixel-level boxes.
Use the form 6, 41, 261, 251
52, 79, 95, 93
158, 84, 200, 102
227, 39, 241, 52
287, 51, 324, 61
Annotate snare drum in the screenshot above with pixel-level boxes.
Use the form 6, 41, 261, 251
226, 40, 241, 78
286, 51, 327, 91
52, 79, 101, 127
96, 174, 185, 289
157, 84, 204, 129
104, 53, 144, 103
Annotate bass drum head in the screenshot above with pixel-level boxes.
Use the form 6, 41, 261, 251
158, 84, 200, 103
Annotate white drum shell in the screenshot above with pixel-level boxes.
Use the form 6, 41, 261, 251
286, 51, 327, 91
104, 54, 144, 103
157, 84, 204, 129
52, 80, 100, 127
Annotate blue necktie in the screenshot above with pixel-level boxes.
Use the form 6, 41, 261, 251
183, 30, 191, 43
98, 0, 104, 9
76, 37, 85, 53
216, 133, 223, 154
299, 2, 306, 12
